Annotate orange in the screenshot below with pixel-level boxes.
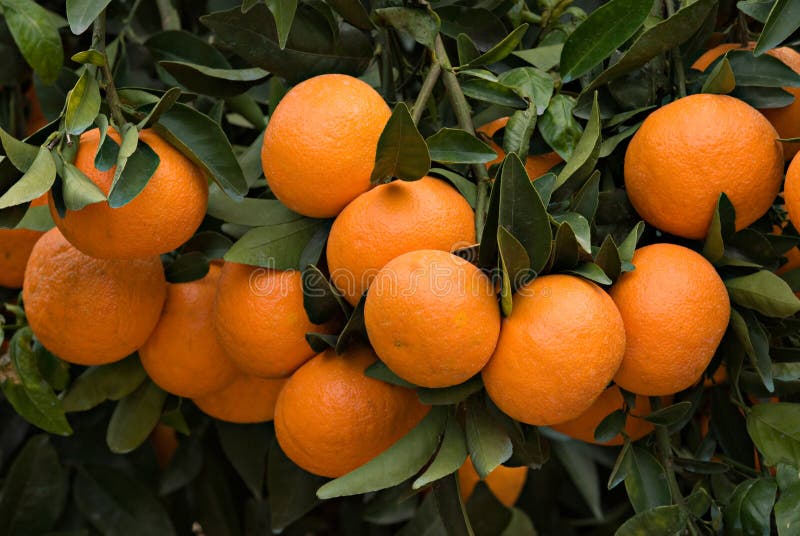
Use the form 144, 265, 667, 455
151, 424, 179, 468
477, 117, 562, 179
139, 263, 238, 398
261, 74, 391, 218
22, 228, 166, 365
611, 243, 730, 396
624, 94, 783, 239
326, 176, 476, 305
482, 274, 626, 426
274, 346, 429, 478
703, 364, 729, 388
49, 127, 208, 259
0, 196, 47, 288
364, 250, 501, 388
550, 386, 656, 446
194, 373, 286, 423
786, 154, 800, 251
213, 263, 335, 378
693, 43, 800, 159
458, 457, 528, 507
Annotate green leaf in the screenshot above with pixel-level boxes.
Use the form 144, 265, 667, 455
572, 170, 600, 223
465, 482, 513, 534
165, 252, 210, 283
560, 0, 653, 83
567, 262, 612, 286
608, 441, 631, 490
498, 226, 532, 315
316, 407, 447, 499
754, 0, 800, 56
217, 421, 273, 499
413, 416, 468, 489
207, 184, 302, 227
376, 7, 439, 48
0, 127, 39, 172
326, 0, 373, 30
417, 376, 484, 406
430, 474, 473, 536
335, 295, 367, 354
65, 0, 112, 35
595, 235, 622, 283
268, 437, 326, 532
458, 24, 529, 69
618, 221, 645, 263
502, 107, 537, 160
264, 0, 298, 50
370, 103, 430, 183
465, 396, 512, 478
159, 62, 269, 98
61, 355, 147, 412
0, 147, 56, 209
71, 49, 106, 66
775, 463, 800, 536
61, 161, 106, 211
498, 66, 554, 115
747, 403, 800, 468
737, 0, 777, 23
107, 139, 160, 209
513, 44, 564, 71
725, 50, 800, 87
159, 432, 204, 495
137, 87, 182, 130
702, 56, 735, 94
593, 409, 626, 443
65, 70, 101, 135
427, 128, 497, 164
644, 401, 693, 427
726, 271, 800, 318
622, 445, 671, 513
732, 85, 795, 108
556, 92, 601, 192
539, 94, 583, 161
460, 78, 528, 109
732, 308, 774, 393
106, 380, 167, 454
224, 218, 328, 269
615, 505, 688, 535
0, 0, 64, 84
302, 264, 349, 324
552, 441, 602, 519
703, 193, 736, 263
429, 168, 477, 208
724, 478, 777, 536
364, 361, 417, 389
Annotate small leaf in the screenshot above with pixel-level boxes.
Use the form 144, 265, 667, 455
498, 227, 532, 315
701, 56, 735, 94
539, 94, 583, 161
376, 7, 439, 48
327, 0, 373, 30
426, 128, 497, 164
268, 437, 326, 531
747, 402, 800, 468
0, 147, 56, 209
593, 409, 626, 443
137, 87, 182, 129
644, 401, 693, 427
71, 49, 106, 66
370, 103, 430, 183
413, 416, 467, 489
726, 271, 800, 318
265, 0, 298, 50
622, 446, 671, 514
302, 264, 349, 324
61, 355, 147, 412
0, 127, 39, 172
513, 44, 564, 71
107, 140, 160, 208
165, 252, 210, 283
618, 221, 645, 263
458, 24, 529, 69
224, 219, 328, 270
566, 262, 612, 286
66, 0, 112, 35
555, 92, 601, 192
703, 193, 736, 263
464, 396, 512, 478
159, 62, 269, 97
335, 295, 367, 354
364, 361, 416, 389
106, 380, 167, 454
460, 78, 528, 109
65, 70, 101, 135
61, 161, 106, 211
754, 0, 800, 56
615, 505, 688, 536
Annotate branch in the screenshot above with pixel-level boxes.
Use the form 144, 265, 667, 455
92, 11, 127, 127
665, 0, 687, 98
411, 60, 441, 125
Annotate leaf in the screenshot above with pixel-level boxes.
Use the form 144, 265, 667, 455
737, 0, 777, 23
364, 361, 416, 389
732, 309, 774, 393
429, 168, 477, 208
725, 50, 800, 87
567, 262, 612, 286
615, 504, 688, 536
65, 70, 101, 135
644, 402, 693, 427
498, 66, 554, 115
413, 416, 467, 489
702, 56, 735, 94
370, 103, 430, 183
0, 127, 39, 172
775, 464, 800, 536
327, 0, 373, 30
224, 218, 328, 269
65, 0, 112, 35
159, 61, 269, 97
0, 0, 64, 84
107, 141, 160, 208
106, 380, 167, 454
335, 295, 367, 354
595, 235, 622, 283
560, 0, 653, 83
71, 49, 106, 66
316, 407, 447, 499
710, 379, 755, 467
608, 441, 631, 490
552, 441, 602, 519
427, 128, 497, 164
0, 147, 56, 209
465, 397, 512, 478
207, 185, 302, 227
724, 478, 778, 536
498, 227, 532, 315
539, 95, 583, 161
465, 482, 513, 535
268, 437, 326, 532
594, 410, 626, 443
265, 0, 298, 49
136, 88, 182, 130
61, 355, 147, 412
217, 421, 273, 499
747, 403, 800, 468
376, 7, 439, 48
61, 161, 106, 210
754, 0, 800, 56
513, 44, 564, 71
622, 445, 671, 513
732, 86, 795, 108
555, 92, 601, 192
460, 78, 528, 109
458, 24, 529, 69
430, 474, 473, 536
618, 221, 645, 263
703, 193, 736, 263
726, 271, 800, 318
165, 252, 210, 283
417, 377, 484, 407
502, 107, 537, 160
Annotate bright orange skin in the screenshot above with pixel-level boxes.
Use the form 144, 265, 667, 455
458, 457, 528, 507
482, 275, 626, 426
139, 264, 238, 398
274, 346, 430, 478
213, 263, 335, 378
786, 155, 800, 258
477, 117, 563, 179
0, 196, 48, 288
364, 250, 501, 388
611, 244, 730, 396
49, 128, 208, 259
693, 44, 800, 159
550, 386, 657, 446
22, 228, 166, 365
327, 176, 476, 305
624, 94, 783, 239
194, 373, 286, 424
261, 74, 391, 218
151, 424, 179, 468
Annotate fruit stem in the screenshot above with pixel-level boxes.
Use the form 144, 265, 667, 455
433, 35, 491, 237
664, 0, 687, 99
156, 0, 181, 30
92, 11, 127, 128
411, 61, 441, 125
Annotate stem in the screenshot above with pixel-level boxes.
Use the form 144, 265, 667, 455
411, 61, 441, 125
433, 35, 491, 237
93, 12, 127, 127
520, 10, 542, 25
665, 0, 687, 98
156, 0, 181, 30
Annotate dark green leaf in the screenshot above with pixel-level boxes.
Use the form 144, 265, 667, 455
218, 421, 273, 499
326, 0, 373, 30
702, 56, 735, 94
594, 410, 626, 443
65, 0, 111, 35
106, 380, 167, 454
595, 235, 622, 283
107, 141, 160, 209
567, 262, 612, 286
137, 87, 182, 129
61, 161, 106, 210
615, 504, 688, 536
427, 128, 497, 164
618, 221, 645, 263
732, 309, 774, 392
268, 437, 326, 531
376, 7, 439, 48
431, 473, 472, 536
458, 24, 529, 69
502, 107, 537, 160
181, 231, 232, 259
465, 397, 512, 478
724, 478, 777, 536
498, 66, 554, 114
775, 463, 800, 536
0, 147, 56, 209
608, 441, 631, 490
703, 193, 736, 263
599, 123, 641, 158
429, 168, 477, 208
413, 415, 467, 489
555, 92, 601, 192
552, 441, 602, 519
737, 0, 776, 23
303, 264, 348, 324
265, 0, 298, 49
61, 355, 147, 412
159, 432, 204, 495
539, 94, 582, 161
460, 78, 528, 109
0, 127, 39, 172
371, 103, 430, 183
754, 0, 800, 55
207, 185, 302, 227
623, 445, 671, 513
498, 227, 532, 315
747, 403, 800, 468
731, 86, 795, 108
726, 271, 800, 318
725, 50, 800, 87
159, 61, 269, 97
417, 376, 484, 406
224, 218, 328, 269
65, 70, 101, 135
1, 0, 63, 84
32, 340, 69, 392
465, 481, 512, 535
165, 252, 210, 283
364, 361, 417, 389
572, 170, 600, 223
501, 508, 536, 536
644, 402, 693, 427
335, 295, 367, 354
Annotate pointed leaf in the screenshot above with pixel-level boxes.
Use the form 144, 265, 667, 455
61, 355, 147, 412
754, 0, 800, 56
413, 416, 468, 489
1, 0, 63, 84
0, 147, 56, 209
371, 103, 430, 183
376, 7, 439, 48
61, 161, 106, 211
106, 380, 167, 454
159, 62, 269, 97
615, 505, 688, 536
726, 271, 800, 318
66, 0, 112, 35
224, 219, 328, 269
65, 70, 101, 135
458, 24, 529, 69
427, 128, 497, 164
747, 402, 800, 468
702, 56, 736, 94
623, 446, 671, 513
556, 92, 601, 192
0, 127, 39, 172
465, 397, 512, 478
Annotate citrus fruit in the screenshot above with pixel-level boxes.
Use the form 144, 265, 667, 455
482, 274, 626, 426
364, 249, 501, 388
458, 457, 528, 507
786, 154, 800, 246
477, 117, 562, 179
610, 243, 730, 396
327, 176, 476, 305
49, 127, 208, 259
0, 196, 47, 289
261, 74, 391, 218
550, 386, 657, 446
139, 263, 238, 398
213, 263, 335, 378
23, 228, 166, 365
194, 373, 286, 423
274, 346, 430, 478
624, 94, 783, 239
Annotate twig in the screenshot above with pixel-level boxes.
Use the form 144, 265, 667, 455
665, 0, 687, 98
156, 0, 181, 31
411, 61, 441, 125
92, 11, 127, 127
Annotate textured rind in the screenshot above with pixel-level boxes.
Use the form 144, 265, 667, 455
611, 243, 731, 396
193, 374, 286, 423
786, 154, 800, 245
624, 94, 783, 239
482, 274, 626, 426
0, 196, 48, 288
326, 176, 476, 305
274, 347, 430, 478
22, 228, 166, 365
364, 249, 501, 388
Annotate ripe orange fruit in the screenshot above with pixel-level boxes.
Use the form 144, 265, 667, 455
693, 43, 800, 159
326, 176, 476, 305
261, 74, 391, 218
610, 243, 730, 396
482, 275, 626, 426
194, 373, 286, 423
139, 263, 238, 398
49, 128, 208, 259
786, 154, 800, 248
22, 228, 166, 365
477, 117, 562, 179
364, 250, 501, 388
274, 346, 430, 478
0, 196, 47, 288
458, 457, 528, 507
624, 94, 783, 239
550, 386, 657, 446
213, 263, 335, 378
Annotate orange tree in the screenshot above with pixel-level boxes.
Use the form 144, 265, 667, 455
0, 0, 800, 534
